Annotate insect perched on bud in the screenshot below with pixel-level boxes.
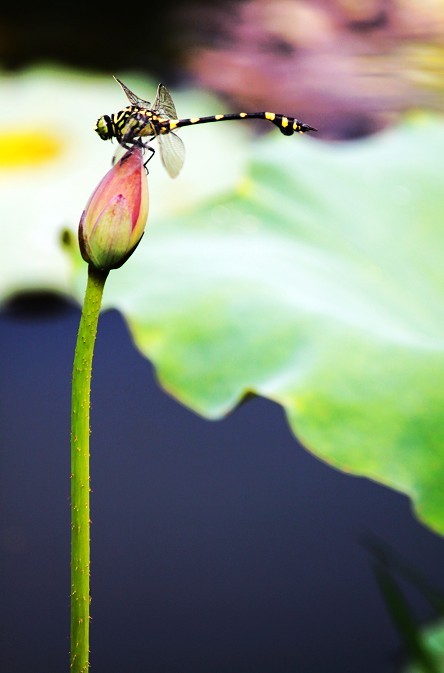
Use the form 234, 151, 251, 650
94, 76, 317, 179
78, 147, 149, 271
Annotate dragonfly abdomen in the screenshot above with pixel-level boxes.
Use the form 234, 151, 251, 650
163, 112, 317, 136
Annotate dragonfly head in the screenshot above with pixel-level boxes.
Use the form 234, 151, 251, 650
95, 114, 114, 140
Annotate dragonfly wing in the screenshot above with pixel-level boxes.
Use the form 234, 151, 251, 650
152, 83, 179, 119
157, 131, 185, 178
111, 144, 128, 165
113, 76, 151, 108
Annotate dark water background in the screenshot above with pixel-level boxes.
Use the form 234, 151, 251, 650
1, 300, 444, 672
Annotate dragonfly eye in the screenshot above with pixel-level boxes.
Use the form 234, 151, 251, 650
95, 115, 113, 140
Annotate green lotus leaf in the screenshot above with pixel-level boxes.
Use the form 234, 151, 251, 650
404, 620, 444, 672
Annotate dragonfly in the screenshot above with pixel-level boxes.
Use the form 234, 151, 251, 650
95, 76, 317, 178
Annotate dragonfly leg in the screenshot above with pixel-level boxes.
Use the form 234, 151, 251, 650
116, 135, 155, 172
142, 144, 155, 173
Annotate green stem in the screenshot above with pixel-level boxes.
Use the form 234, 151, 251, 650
70, 265, 108, 673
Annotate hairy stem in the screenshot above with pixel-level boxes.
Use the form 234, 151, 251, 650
70, 265, 108, 672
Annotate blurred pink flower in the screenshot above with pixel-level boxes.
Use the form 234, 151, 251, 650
183, 0, 444, 139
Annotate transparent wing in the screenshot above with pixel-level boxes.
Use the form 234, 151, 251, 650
152, 83, 179, 119
111, 144, 128, 165
113, 76, 151, 109
157, 132, 185, 178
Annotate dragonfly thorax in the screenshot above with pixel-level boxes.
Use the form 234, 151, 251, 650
95, 106, 159, 143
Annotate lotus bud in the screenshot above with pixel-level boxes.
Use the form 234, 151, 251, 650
78, 148, 148, 271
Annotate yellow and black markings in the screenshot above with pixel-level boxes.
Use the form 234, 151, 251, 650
94, 77, 317, 177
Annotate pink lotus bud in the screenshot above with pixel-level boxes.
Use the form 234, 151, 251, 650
78, 148, 148, 270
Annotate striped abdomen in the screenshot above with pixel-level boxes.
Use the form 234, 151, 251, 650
161, 112, 317, 136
